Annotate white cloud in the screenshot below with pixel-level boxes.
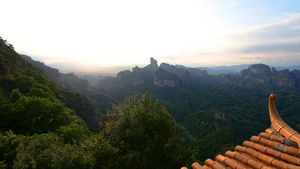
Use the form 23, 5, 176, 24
1, 0, 300, 70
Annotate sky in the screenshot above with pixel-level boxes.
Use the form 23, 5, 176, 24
1, 0, 300, 72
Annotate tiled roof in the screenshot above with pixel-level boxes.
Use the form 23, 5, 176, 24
182, 94, 300, 169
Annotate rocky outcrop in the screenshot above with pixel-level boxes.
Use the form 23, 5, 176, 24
153, 68, 180, 87
162, 63, 209, 79
160, 63, 186, 78
116, 58, 209, 87
239, 64, 300, 88
145, 57, 159, 71
132, 67, 153, 85
182, 70, 192, 86
240, 64, 272, 83
117, 67, 153, 85
272, 69, 296, 87
220, 73, 239, 82
294, 70, 300, 88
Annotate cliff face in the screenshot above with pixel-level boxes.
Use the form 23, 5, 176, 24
116, 58, 202, 87
182, 71, 192, 86
240, 64, 300, 88
145, 57, 159, 71
153, 68, 181, 87
117, 67, 153, 85
272, 69, 296, 87
240, 64, 272, 83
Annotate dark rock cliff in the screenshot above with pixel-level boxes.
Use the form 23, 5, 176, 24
239, 64, 300, 88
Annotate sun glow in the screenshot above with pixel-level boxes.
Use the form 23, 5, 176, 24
1, 0, 300, 71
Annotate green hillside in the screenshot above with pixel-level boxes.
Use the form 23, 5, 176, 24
0, 38, 195, 168
96, 65, 300, 161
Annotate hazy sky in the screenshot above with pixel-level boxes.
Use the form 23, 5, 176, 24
1, 0, 300, 72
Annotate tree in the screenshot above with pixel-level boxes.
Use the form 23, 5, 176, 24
4, 91, 72, 135
105, 93, 196, 169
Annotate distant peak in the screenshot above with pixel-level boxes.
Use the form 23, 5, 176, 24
150, 57, 158, 66
146, 57, 159, 71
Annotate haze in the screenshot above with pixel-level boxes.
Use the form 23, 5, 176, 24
1, 0, 300, 72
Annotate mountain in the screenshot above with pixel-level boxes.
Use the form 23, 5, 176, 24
238, 64, 300, 88
200, 64, 300, 75
0, 37, 76, 133
274, 65, 300, 71
0, 38, 195, 168
96, 60, 300, 160
21, 55, 90, 92
0, 39, 102, 129
20, 54, 120, 124
108, 58, 209, 87
3, 35, 300, 164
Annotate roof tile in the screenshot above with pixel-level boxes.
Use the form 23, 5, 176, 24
191, 162, 204, 169
204, 159, 226, 169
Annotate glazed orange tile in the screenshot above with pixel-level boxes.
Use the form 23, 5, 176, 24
250, 136, 260, 142
265, 147, 282, 158
246, 158, 264, 169
231, 158, 252, 169
235, 145, 247, 153
242, 140, 254, 148
271, 123, 283, 132
258, 153, 274, 165
241, 152, 270, 167
245, 147, 260, 158
269, 134, 285, 143
281, 126, 297, 138
235, 153, 249, 164
204, 159, 214, 167
258, 137, 273, 147
191, 162, 204, 169
280, 153, 300, 165
265, 128, 275, 134
259, 132, 271, 139
252, 142, 268, 153
224, 151, 235, 158
287, 147, 300, 157
212, 161, 226, 169
216, 155, 241, 169
202, 165, 210, 169
215, 155, 226, 163
270, 159, 289, 169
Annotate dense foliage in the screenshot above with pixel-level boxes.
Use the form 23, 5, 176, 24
2, 36, 300, 168
0, 39, 196, 168
103, 93, 196, 169
96, 74, 300, 160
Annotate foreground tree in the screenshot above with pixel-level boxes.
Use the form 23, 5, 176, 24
105, 93, 196, 169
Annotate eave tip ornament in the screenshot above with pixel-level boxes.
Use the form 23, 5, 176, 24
269, 94, 300, 148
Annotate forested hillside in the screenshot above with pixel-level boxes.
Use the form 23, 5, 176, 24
0, 38, 195, 168
2, 36, 300, 167
95, 59, 300, 160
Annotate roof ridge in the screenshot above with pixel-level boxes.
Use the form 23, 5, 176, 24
269, 94, 300, 147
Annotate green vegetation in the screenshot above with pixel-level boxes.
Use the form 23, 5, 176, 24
0, 38, 195, 168
103, 93, 196, 168
96, 74, 300, 161
2, 36, 300, 168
